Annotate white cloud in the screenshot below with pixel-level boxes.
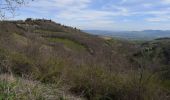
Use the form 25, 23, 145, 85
162, 0, 170, 4
146, 14, 170, 22
142, 3, 154, 8
25, 0, 131, 22
14, 0, 170, 30
146, 17, 166, 22
30, 0, 91, 9
120, 0, 127, 4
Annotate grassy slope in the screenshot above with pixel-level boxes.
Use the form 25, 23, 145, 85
46, 37, 86, 51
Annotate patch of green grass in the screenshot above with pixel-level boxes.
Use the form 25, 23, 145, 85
161, 80, 170, 90
0, 76, 47, 100
34, 30, 63, 34
0, 81, 16, 100
47, 37, 86, 51
12, 33, 28, 46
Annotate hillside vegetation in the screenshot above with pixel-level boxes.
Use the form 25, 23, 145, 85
0, 19, 170, 100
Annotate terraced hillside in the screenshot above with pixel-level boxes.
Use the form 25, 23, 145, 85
0, 19, 138, 71
0, 19, 170, 100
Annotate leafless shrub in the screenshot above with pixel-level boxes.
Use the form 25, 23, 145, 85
0, 0, 33, 19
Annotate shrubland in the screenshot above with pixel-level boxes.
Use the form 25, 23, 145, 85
0, 19, 169, 100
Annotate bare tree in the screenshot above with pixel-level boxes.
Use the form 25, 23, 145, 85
0, 0, 32, 19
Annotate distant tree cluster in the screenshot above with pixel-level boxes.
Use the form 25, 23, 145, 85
0, 0, 33, 19
24, 18, 81, 32
25, 18, 52, 22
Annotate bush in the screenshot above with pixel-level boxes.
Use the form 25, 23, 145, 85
9, 53, 34, 76
0, 48, 11, 74
38, 59, 69, 84
63, 65, 169, 100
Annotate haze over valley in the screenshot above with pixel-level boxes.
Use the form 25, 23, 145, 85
85, 30, 170, 40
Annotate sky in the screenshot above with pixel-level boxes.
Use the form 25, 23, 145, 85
12, 0, 170, 31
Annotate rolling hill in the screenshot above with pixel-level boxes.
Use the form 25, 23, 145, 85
0, 18, 170, 100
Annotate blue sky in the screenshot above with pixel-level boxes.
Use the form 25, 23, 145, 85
13, 0, 170, 31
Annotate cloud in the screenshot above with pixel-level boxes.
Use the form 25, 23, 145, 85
102, 4, 129, 13
146, 17, 168, 22
14, 0, 170, 30
29, 0, 91, 9
162, 0, 170, 4
146, 14, 170, 22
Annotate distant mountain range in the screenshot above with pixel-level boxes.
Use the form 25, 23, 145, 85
84, 30, 170, 40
